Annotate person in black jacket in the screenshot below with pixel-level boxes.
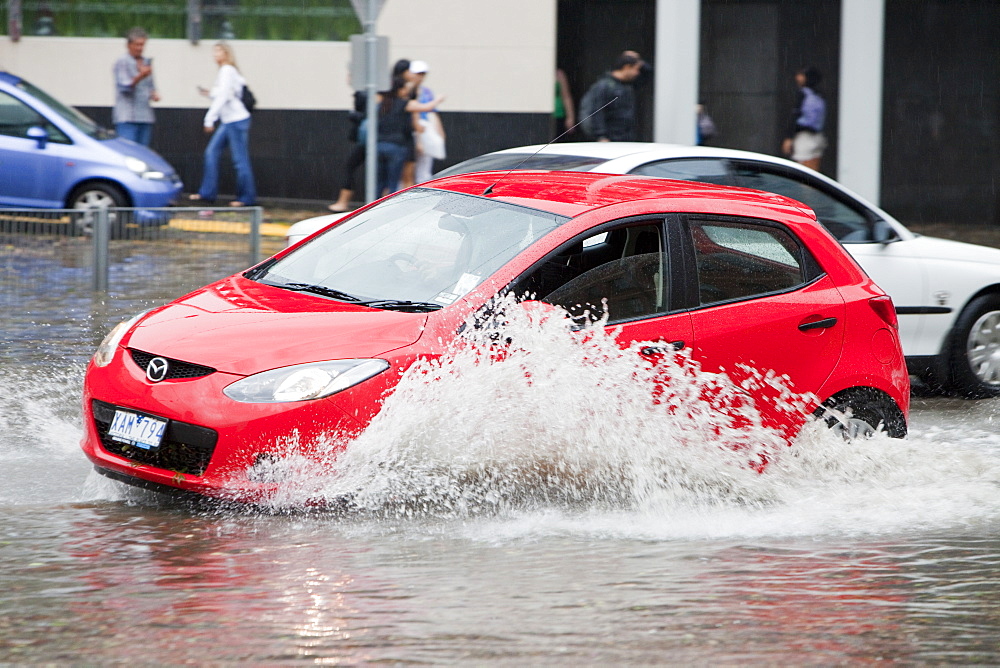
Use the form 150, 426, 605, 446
580, 52, 645, 142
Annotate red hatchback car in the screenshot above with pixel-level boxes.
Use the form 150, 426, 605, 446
81, 172, 909, 501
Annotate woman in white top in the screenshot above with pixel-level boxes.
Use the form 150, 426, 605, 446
191, 42, 256, 206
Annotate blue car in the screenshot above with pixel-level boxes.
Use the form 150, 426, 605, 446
0, 71, 182, 227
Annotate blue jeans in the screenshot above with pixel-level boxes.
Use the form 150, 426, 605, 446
115, 122, 153, 146
377, 141, 408, 197
198, 117, 257, 205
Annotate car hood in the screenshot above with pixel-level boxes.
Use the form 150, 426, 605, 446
125, 280, 428, 375
101, 136, 178, 174
899, 235, 1000, 265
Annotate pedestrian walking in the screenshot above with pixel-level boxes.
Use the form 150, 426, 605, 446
190, 42, 256, 207
579, 51, 645, 142
782, 66, 827, 171
408, 60, 446, 184
374, 75, 444, 197
112, 27, 159, 146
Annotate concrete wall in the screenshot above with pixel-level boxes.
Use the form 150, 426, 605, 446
0, 0, 556, 202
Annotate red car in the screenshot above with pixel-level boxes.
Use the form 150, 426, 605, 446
80, 171, 909, 502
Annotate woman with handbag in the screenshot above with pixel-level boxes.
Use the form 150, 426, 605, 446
190, 42, 257, 206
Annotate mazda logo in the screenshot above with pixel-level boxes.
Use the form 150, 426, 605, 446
146, 357, 170, 382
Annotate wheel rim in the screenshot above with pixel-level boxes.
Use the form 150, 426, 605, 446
72, 190, 118, 233
966, 309, 1000, 387
830, 416, 876, 441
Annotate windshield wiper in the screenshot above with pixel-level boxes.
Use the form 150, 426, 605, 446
357, 299, 443, 313
278, 282, 364, 302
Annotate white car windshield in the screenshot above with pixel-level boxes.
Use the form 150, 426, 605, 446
252, 188, 569, 310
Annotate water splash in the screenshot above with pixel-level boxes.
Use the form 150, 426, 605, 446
261, 299, 819, 514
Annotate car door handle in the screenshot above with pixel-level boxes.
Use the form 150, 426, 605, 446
798, 317, 838, 331
641, 341, 685, 355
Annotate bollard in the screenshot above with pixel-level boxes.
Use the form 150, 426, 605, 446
92, 207, 110, 292
250, 206, 262, 265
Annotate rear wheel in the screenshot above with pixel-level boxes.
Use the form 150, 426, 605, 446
946, 294, 1000, 398
819, 388, 907, 440
69, 182, 130, 237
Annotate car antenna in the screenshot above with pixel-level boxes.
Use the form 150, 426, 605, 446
482, 97, 618, 196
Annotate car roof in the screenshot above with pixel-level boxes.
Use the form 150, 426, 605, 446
424, 169, 809, 220
485, 141, 801, 168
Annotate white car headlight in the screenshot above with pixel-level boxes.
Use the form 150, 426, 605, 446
92, 311, 150, 367
124, 156, 148, 174
223, 359, 390, 403
124, 156, 167, 180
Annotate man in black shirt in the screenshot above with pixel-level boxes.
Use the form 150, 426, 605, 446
580, 52, 646, 142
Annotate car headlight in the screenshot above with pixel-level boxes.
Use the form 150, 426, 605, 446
124, 156, 167, 180
223, 359, 390, 403
92, 311, 150, 367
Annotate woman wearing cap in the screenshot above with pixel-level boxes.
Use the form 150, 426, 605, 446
408, 60, 447, 184
375, 74, 445, 196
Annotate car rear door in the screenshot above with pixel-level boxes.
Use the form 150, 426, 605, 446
728, 159, 928, 354
681, 214, 846, 400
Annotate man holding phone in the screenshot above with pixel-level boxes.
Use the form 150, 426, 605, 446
112, 26, 160, 146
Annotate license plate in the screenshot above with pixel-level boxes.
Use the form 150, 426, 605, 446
107, 409, 167, 450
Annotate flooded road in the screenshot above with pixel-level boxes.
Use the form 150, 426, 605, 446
3, 241, 1000, 663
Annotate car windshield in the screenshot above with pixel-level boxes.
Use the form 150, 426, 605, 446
16, 79, 105, 139
434, 153, 608, 178
252, 188, 569, 309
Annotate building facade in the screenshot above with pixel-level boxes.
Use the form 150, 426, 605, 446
1, 0, 997, 225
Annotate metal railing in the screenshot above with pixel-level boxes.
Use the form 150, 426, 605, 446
1, 205, 271, 297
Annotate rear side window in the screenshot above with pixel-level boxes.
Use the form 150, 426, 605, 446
731, 162, 872, 241
434, 153, 607, 178
690, 219, 816, 306
628, 158, 740, 187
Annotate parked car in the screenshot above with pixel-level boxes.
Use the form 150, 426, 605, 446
292, 142, 1000, 398
83, 171, 908, 502
0, 71, 182, 229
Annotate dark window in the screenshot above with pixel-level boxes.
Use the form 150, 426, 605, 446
434, 153, 609, 179
0, 91, 69, 143
516, 222, 667, 324
628, 158, 739, 186
731, 162, 874, 242
690, 219, 811, 306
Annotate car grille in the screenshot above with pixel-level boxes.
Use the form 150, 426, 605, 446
91, 400, 218, 476
130, 350, 216, 380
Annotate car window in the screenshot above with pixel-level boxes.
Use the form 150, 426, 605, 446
516, 222, 666, 324
256, 188, 568, 306
627, 158, 739, 186
433, 153, 608, 178
731, 161, 873, 242
690, 219, 810, 306
0, 90, 70, 143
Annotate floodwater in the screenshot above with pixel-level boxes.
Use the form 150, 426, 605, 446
3, 240, 1000, 664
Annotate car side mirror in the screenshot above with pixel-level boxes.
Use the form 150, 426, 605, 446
26, 125, 49, 149
872, 219, 900, 244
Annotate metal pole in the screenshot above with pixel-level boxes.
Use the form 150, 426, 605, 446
92, 208, 110, 292
249, 206, 262, 265
8, 0, 22, 41
363, 0, 378, 203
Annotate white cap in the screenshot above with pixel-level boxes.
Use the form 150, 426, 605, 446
409, 60, 429, 74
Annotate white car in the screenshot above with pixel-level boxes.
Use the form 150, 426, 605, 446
285, 142, 1000, 398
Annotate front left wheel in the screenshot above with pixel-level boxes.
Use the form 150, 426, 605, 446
69, 182, 130, 237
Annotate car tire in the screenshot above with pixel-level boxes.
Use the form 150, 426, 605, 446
945, 293, 1000, 398
818, 388, 907, 440
69, 182, 130, 237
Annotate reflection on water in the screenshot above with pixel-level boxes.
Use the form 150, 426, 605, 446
2, 235, 1000, 663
